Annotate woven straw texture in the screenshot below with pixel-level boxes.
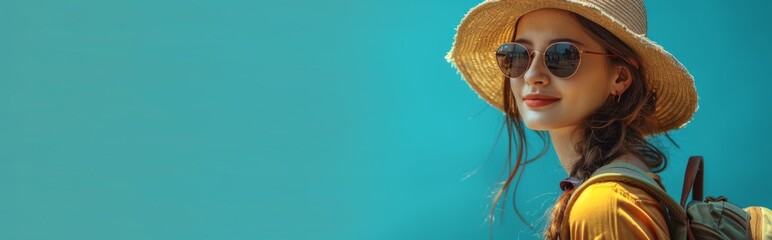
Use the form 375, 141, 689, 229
446, 0, 699, 136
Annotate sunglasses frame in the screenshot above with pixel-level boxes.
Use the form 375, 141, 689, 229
495, 41, 619, 79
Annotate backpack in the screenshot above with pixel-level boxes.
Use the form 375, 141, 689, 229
559, 155, 772, 240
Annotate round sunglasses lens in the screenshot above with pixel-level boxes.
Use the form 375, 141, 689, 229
495, 43, 529, 78
545, 43, 581, 78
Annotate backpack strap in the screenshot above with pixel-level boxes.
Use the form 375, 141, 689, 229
680, 155, 706, 240
681, 156, 704, 206
559, 161, 688, 240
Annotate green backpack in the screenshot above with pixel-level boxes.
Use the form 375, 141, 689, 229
560, 156, 771, 240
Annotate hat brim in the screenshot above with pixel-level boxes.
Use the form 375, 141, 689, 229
446, 0, 699, 135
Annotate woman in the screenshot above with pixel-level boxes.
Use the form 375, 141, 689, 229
446, 1, 698, 239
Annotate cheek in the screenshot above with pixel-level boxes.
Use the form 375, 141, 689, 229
563, 84, 607, 114
509, 78, 524, 105
509, 78, 524, 113
564, 71, 612, 113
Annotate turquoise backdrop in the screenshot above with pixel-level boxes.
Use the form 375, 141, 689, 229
1, 0, 770, 239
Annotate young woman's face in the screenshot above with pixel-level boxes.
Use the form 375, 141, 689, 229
511, 8, 619, 131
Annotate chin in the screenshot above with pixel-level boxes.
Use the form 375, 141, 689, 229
521, 115, 576, 131
522, 119, 555, 131
523, 117, 585, 135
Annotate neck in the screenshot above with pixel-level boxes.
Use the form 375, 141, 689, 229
549, 126, 649, 175
549, 126, 581, 175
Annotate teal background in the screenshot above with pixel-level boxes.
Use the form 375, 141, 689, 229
1, 0, 770, 239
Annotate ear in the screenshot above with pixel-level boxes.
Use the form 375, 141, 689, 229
611, 64, 634, 96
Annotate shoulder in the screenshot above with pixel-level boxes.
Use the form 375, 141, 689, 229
567, 181, 670, 239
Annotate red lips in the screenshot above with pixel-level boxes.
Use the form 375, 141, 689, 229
523, 93, 560, 108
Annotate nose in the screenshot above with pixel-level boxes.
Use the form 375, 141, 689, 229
523, 50, 551, 86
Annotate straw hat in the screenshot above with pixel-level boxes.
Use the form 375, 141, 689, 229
445, 0, 699, 135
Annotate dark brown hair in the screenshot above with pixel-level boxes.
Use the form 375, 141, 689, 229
486, 11, 679, 240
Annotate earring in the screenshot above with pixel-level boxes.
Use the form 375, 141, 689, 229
616, 91, 622, 102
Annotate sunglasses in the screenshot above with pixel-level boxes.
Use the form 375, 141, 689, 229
495, 41, 619, 79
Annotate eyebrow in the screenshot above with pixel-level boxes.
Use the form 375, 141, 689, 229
513, 38, 586, 47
